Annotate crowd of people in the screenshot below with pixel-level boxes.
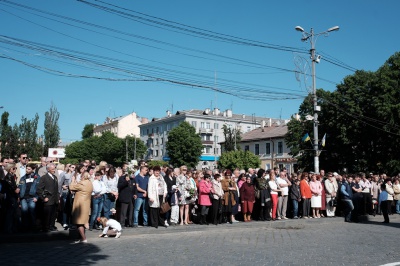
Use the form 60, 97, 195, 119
1, 153, 399, 243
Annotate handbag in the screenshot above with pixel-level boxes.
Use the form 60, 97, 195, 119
275, 181, 282, 197
107, 193, 116, 202
329, 197, 337, 207
160, 201, 171, 214
209, 192, 214, 201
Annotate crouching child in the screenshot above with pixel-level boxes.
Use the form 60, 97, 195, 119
98, 217, 122, 238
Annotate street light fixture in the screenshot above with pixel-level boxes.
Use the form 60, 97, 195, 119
295, 25, 339, 174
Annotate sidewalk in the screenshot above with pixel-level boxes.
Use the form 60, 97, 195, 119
1, 214, 397, 244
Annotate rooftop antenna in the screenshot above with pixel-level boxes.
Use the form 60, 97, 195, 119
279, 108, 282, 120
171, 102, 174, 114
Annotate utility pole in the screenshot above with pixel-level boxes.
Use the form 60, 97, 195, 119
295, 25, 339, 174
134, 136, 137, 160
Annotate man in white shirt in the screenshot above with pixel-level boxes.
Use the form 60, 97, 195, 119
276, 172, 291, 219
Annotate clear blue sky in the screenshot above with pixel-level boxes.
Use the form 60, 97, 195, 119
0, 0, 399, 143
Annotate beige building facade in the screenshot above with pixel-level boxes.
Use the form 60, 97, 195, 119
93, 112, 144, 138
239, 124, 297, 174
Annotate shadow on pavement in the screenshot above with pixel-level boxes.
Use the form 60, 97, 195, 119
366, 220, 400, 229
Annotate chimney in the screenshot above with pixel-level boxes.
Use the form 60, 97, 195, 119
166, 110, 171, 117
261, 120, 266, 131
204, 108, 210, 115
226, 109, 232, 117
268, 118, 272, 127
141, 117, 149, 124
242, 114, 245, 119
213, 108, 220, 116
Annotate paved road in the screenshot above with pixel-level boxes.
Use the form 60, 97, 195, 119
1, 215, 400, 266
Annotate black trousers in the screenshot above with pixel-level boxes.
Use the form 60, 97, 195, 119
43, 204, 56, 230
381, 200, 389, 223
259, 201, 271, 220
149, 196, 165, 228
361, 193, 372, 215
302, 198, 311, 217
119, 200, 133, 226
211, 198, 222, 224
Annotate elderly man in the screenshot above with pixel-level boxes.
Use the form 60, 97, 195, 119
37, 157, 47, 177
37, 163, 60, 232
38, 157, 59, 179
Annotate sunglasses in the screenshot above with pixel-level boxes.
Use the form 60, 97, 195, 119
47, 161, 54, 163
12, 167, 17, 170
22, 157, 28, 159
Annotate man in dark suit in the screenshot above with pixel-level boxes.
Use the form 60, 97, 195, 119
36, 163, 60, 232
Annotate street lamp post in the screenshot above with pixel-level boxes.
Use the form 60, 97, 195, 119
295, 25, 339, 174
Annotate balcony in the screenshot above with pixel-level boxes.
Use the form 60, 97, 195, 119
202, 140, 214, 145
199, 128, 213, 134
148, 133, 154, 138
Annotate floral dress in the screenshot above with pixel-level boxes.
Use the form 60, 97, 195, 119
176, 174, 188, 205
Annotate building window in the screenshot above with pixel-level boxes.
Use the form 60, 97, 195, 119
206, 122, 211, 129
214, 135, 219, 142
155, 138, 159, 145
160, 150, 163, 156
161, 138, 164, 144
278, 141, 283, 154
155, 150, 159, 157
146, 129, 149, 134
204, 146, 212, 154
214, 148, 219, 154
192, 121, 197, 128
156, 127, 159, 133
214, 123, 219, 129
167, 124, 171, 131
151, 128, 154, 134
245, 145, 249, 151
201, 122, 205, 128
266, 143, 271, 155
255, 144, 259, 155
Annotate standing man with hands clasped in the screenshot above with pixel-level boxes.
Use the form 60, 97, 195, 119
133, 165, 149, 228
37, 163, 60, 232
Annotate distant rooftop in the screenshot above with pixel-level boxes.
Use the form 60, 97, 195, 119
241, 125, 288, 142
150, 108, 284, 124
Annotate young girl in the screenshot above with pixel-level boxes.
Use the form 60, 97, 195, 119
98, 217, 122, 238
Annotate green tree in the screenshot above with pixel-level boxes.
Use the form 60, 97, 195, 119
147, 160, 169, 168
43, 103, 60, 154
18, 114, 42, 160
166, 121, 203, 168
218, 150, 260, 170
65, 132, 147, 166
125, 135, 147, 161
82, 123, 95, 139
0, 112, 12, 159
286, 52, 400, 175
221, 124, 241, 152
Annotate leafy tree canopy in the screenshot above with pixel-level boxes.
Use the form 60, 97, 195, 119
82, 123, 95, 139
166, 121, 203, 168
218, 150, 260, 171
286, 52, 400, 175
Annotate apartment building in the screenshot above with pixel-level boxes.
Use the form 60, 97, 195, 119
139, 108, 279, 169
